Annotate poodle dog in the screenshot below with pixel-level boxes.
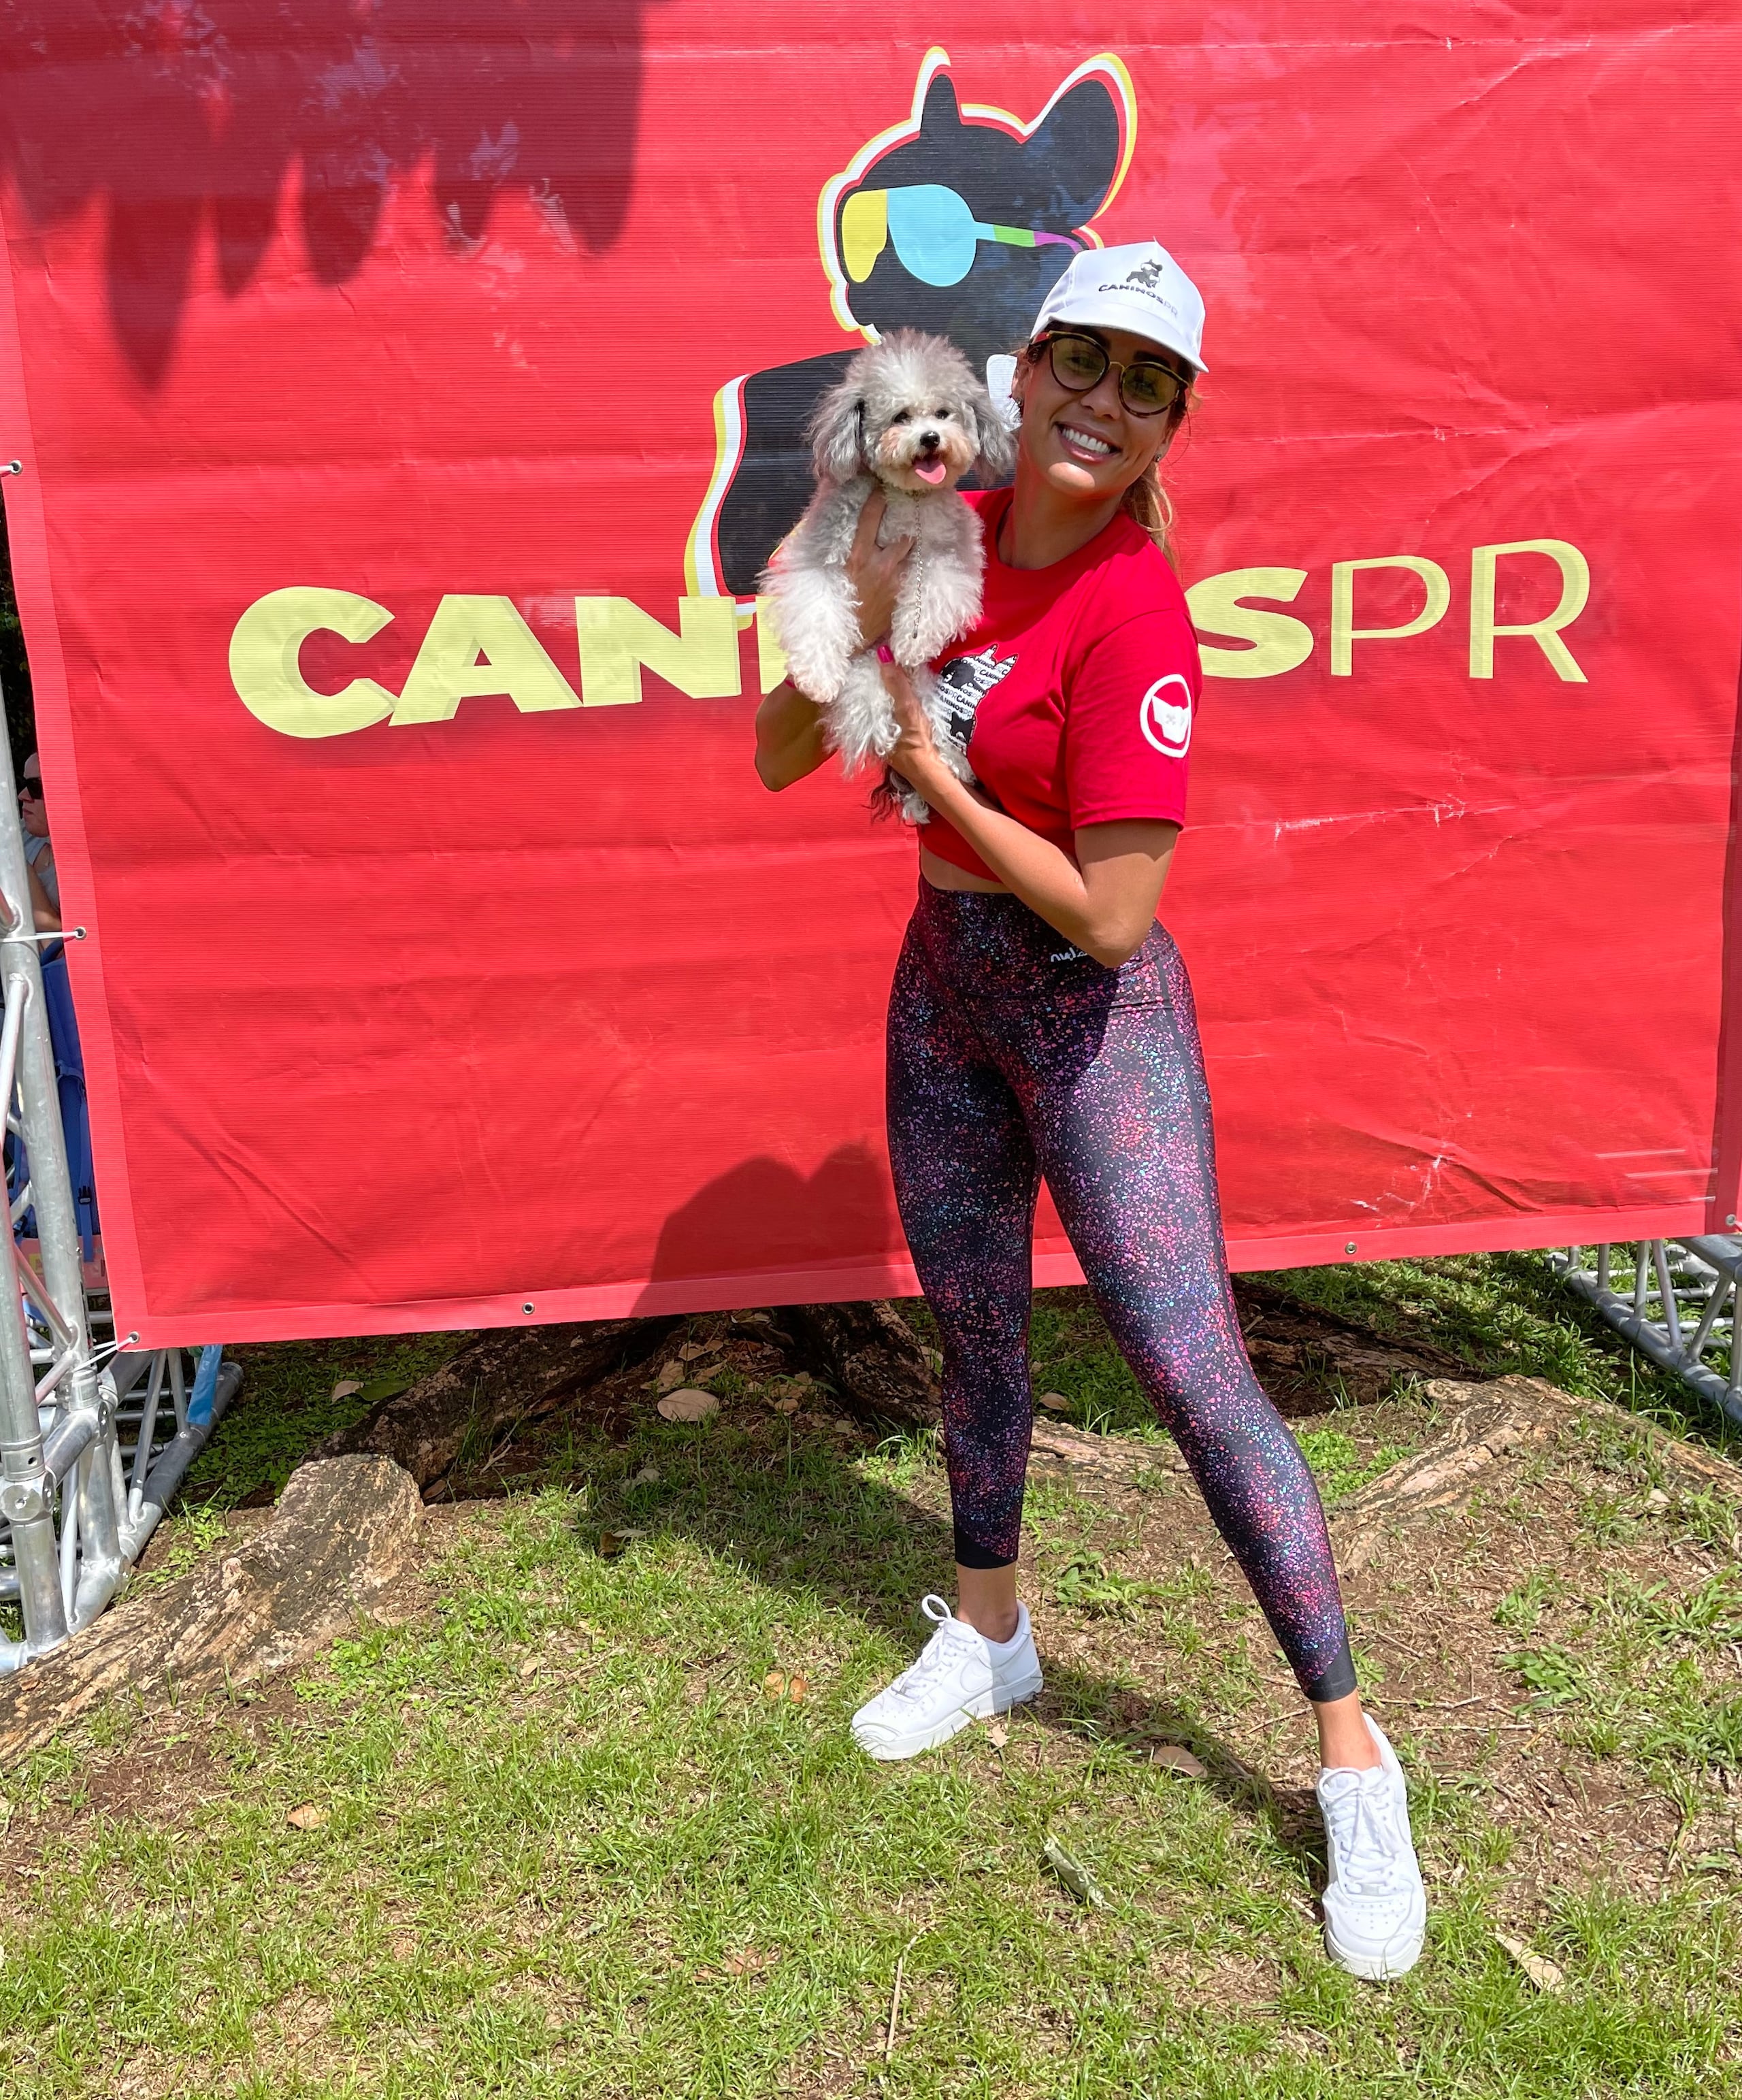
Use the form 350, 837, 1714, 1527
759, 330, 1016, 822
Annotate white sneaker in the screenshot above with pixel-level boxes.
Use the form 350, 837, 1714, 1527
1317, 1717, 1427, 1980
851, 1593, 1043, 1760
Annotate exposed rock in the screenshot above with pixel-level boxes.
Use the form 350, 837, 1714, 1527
0, 1456, 423, 1757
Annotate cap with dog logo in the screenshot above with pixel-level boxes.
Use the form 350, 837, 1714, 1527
1030, 241, 1208, 374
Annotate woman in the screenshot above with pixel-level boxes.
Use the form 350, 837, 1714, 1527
754, 243, 1425, 1981
18, 757, 59, 933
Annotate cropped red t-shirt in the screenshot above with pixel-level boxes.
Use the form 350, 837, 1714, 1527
923, 487, 1200, 882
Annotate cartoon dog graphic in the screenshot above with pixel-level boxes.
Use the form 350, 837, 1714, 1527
687, 49, 1135, 602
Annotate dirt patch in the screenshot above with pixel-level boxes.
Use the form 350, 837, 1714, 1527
1233, 1275, 1460, 1415
1012, 1381, 1742, 1914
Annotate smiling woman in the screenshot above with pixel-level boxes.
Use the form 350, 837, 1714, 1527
753, 240, 1430, 1984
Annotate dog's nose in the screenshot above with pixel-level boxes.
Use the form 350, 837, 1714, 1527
917, 429, 941, 452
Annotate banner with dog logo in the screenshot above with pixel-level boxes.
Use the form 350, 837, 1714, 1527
0, 7, 1736, 1343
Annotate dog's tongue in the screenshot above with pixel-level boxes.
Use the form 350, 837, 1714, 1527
913, 459, 948, 486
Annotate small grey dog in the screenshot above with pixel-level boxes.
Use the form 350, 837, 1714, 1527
759, 330, 1016, 821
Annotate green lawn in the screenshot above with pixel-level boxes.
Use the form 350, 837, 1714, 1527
1, 1253, 1739, 2097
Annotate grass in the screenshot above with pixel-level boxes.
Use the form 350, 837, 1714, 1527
1258, 1249, 1736, 1449
182, 1330, 464, 1509
2, 1252, 1741, 2095
1503, 1562, 1742, 1775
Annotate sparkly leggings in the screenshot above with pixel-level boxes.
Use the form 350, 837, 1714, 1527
885, 881, 1357, 1705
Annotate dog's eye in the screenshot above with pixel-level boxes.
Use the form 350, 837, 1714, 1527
890, 409, 910, 425
934, 408, 953, 420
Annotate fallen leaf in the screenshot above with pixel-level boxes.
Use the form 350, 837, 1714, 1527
286, 1804, 329, 1831
985, 1720, 1009, 1749
1151, 1743, 1207, 1777
358, 1372, 411, 1405
1042, 1832, 1105, 1907
1037, 1391, 1072, 1413
762, 1670, 788, 1699
627, 1462, 661, 1487
773, 1397, 800, 1415
789, 1371, 814, 1390
597, 1528, 647, 1558
330, 1380, 362, 1401
657, 1389, 721, 1424
1495, 1931, 1564, 1992
831, 1417, 855, 1433
787, 1674, 808, 1703
724, 1948, 776, 1975
517, 1656, 542, 1678
656, 1359, 685, 1392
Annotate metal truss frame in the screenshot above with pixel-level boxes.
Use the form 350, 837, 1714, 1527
0, 702, 237, 1670
1551, 1238, 1742, 1430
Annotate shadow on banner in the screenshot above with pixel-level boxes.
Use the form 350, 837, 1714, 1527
631, 1142, 906, 1317
0, 2, 663, 386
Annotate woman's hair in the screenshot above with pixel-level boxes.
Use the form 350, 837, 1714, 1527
1018, 338, 1192, 570
1119, 449, 1182, 570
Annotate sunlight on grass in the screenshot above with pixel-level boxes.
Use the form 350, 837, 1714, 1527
5, 1252, 1741, 2093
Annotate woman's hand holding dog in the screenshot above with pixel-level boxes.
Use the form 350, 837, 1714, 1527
881, 659, 949, 801
847, 489, 915, 651
878, 655, 1178, 968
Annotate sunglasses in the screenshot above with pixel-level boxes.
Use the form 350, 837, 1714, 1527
841, 183, 1078, 290
18, 778, 40, 802
1033, 330, 1187, 417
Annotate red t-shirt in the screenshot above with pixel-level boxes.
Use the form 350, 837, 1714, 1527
923, 487, 1200, 882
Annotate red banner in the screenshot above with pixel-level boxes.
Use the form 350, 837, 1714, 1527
0, 6, 1737, 1345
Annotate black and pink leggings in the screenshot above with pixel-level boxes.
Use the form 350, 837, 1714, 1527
885, 880, 1357, 1705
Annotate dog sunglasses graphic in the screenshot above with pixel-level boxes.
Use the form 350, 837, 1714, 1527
839, 184, 1081, 288
687, 49, 1135, 602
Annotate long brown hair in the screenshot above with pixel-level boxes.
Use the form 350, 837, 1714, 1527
1120, 454, 1181, 570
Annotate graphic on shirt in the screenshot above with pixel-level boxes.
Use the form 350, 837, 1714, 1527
935, 644, 1018, 751
1138, 672, 1192, 758
687, 48, 1136, 600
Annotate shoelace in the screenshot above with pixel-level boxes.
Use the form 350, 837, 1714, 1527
1319, 1767, 1410, 1895
883, 1595, 980, 1708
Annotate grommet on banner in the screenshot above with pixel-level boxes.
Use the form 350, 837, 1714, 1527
0, 461, 19, 476
1345, 1241, 1358, 1255
522, 1301, 535, 1314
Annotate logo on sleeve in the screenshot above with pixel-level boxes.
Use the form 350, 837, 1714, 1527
1139, 674, 1192, 757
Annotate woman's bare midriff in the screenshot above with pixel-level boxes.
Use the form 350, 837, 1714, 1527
919, 843, 1008, 893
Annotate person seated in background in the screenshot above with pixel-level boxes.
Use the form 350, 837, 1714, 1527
19, 755, 59, 934
10, 752, 98, 1252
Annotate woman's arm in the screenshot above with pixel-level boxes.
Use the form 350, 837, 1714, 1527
885, 663, 1177, 967
25, 861, 59, 934
753, 678, 831, 791
753, 489, 915, 793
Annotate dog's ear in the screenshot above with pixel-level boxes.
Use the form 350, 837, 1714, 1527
808, 376, 866, 484
966, 387, 1018, 482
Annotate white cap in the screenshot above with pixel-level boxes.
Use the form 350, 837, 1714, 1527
1030, 240, 1208, 374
